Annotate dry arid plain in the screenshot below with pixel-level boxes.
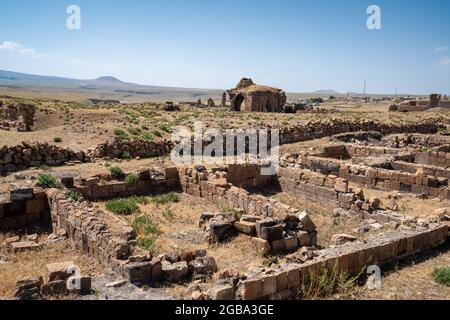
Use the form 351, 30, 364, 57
1, 84, 449, 301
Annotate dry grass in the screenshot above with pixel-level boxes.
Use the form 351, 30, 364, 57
0, 234, 103, 299
353, 247, 450, 300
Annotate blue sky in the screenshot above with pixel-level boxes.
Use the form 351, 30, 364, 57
0, 0, 449, 94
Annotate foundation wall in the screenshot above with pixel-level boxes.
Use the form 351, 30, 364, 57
0, 188, 49, 229
233, 225, 448, 300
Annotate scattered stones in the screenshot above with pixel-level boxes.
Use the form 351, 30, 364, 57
46, 261, 77, 282
14, 276, 43, 300
10, 241, 42, 253
330, 234, 358, 246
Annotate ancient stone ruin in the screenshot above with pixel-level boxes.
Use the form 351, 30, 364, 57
0, 101, 35, 132
227, 78, 287, 112
390, 93, 450, 112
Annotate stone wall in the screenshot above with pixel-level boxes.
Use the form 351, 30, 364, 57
0, 142, 87, 176
0, 101, 35, 132
227, 224, 448, 300
0, 187, 49, 229
74, 167, 179, 200
87, 138, 173, 159
282, 152, 450, 199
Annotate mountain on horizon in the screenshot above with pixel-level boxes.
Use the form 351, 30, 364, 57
0, 69, 225, 103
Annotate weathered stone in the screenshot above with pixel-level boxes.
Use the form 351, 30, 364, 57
9, 188, 34, 201
14, 276, 43, 300
237, 278, 263, 300
330, 234, 358, 246
209, 284, 234, 300
297, 231, 311, 247
41, 280, 67, 296
260, 225, 284, 242
124, 262, 152, 284
251, 237, 271, 255
298, 211, 316, 233
11, 241, 41, 253
162, 261, 189, 282
46, 261, 77, 282
67, 276, 91, 294
234, 221, 256, 235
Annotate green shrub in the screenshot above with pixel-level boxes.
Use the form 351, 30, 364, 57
65, 190, 82, 202
432, 267, 450, 286
53, 137, 63, 143
119, 151, 132, 160
37, 173, 57, 188
151, 192, 180, 205
158, 123, 172, 133
136, 237, 156, 252
125, 173, 139, 184
152, 130, 162, 138
109, 166, 126, 180
127, 127, 141, 136
132, 215, 159, 235
113, 128, 130, 140
106, 197, 142, 215
140, 133, 153, 141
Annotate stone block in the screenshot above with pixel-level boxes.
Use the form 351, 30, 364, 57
41, 280, 67, 296
234, 221, 256, 235
238, 278, 263, 300
124, 261, 152, 284
11, 241, 42, 253
46, 261, 77, 282
251, 237, 271, 255
209, 284, 234, 300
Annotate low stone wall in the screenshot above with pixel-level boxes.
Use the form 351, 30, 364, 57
282, 153, 450, 199
278, 119, 442, 145
391, 161, 450, 179
0, 142, 87, 176
0, 187, 49, 229
225, 164, 274, 189
414, 149, 450, 168
74, 167, 180, 200
87, 138, 173, 159
0, 101, 35, 132
232, 224, 448, 300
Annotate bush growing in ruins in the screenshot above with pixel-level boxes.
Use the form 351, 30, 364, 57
299, 261, 359, 299
105, 196, 147, 215
151, 192, 180, 205
109, 166, 126, 180
125, 173, 139, 184
113, 128, 130, 140
119, 151, 132, 160
37, 173, 57, 188
132, 215, 159, 253
65, 190, 82, 202
432, 267, 450, 286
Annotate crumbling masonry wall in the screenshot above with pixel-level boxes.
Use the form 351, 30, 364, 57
0, 101, 35, 132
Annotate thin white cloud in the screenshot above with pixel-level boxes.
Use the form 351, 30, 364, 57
66, 58, 89, 65
434, 46, 448, 52
0, 41, 50, 58
439, 56, 450, 69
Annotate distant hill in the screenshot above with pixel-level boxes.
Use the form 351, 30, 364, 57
313, 89, 340, 94
0, 69, 225, 103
